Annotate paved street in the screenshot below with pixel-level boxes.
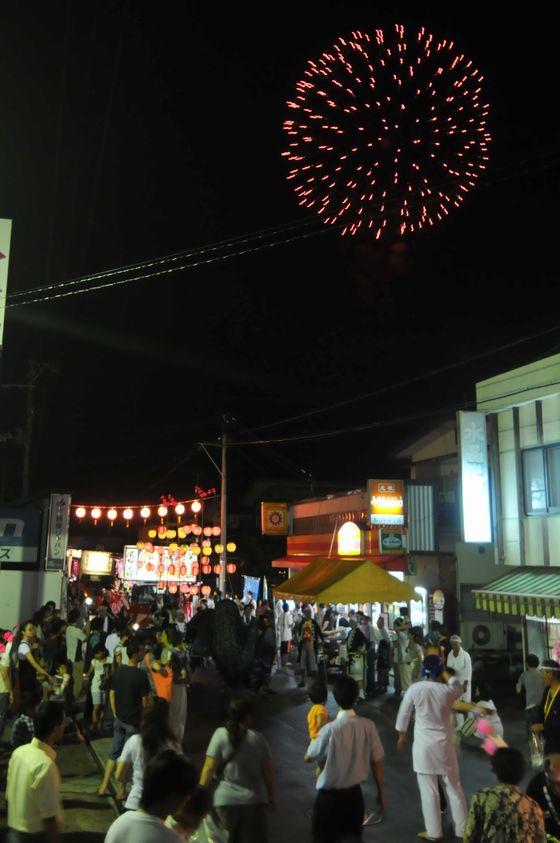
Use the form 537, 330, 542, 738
20, 665, 527, 843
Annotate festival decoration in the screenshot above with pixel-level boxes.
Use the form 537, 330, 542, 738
214, 564, 223, 575
283, 23, 490, 238
201, 585, 211, 596
123, 508, 133, 525
202, 563, 212, 575
215, 544, 224, 554
76, 506, 86, 519
191, 500, 202, 513
107, 508, 117, 525
140, 506, 151, 522
175, 503, 185, 522
226, 542, 237, 553
158, 505, 168, 521
226, 563, 237, 574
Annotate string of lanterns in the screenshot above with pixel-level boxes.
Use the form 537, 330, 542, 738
73, 497, 216, 526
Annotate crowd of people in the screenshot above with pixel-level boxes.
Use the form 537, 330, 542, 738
3, 587, 560, 841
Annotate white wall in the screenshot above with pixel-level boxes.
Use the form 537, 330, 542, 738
0, 571, 64, 629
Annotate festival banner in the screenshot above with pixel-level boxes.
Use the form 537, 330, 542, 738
46, 493, 72, 571
0, 219, 13, 353
261, 502, 288, 535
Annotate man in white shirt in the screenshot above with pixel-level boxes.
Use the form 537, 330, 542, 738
306, 675, 385, 842
6, 700, 65, 841
65, 609, 89, 698
105, 749, 198, 842
446, 634, 472, 725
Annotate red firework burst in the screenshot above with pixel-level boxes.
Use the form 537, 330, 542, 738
282, 23, 491, 238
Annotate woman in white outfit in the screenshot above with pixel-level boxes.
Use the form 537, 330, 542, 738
396, 654, 484, 841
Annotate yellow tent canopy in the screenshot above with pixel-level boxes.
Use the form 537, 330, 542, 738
274, 556, 415, 604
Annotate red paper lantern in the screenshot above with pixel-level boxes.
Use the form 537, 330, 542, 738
191, 563, 199, 576
189, 585, 199, 595
179, 565, 187, 577
168, 564, 176, 576
226, 563, 237, 574
144, 542, 154, 554
157, 564, 164, 575
201, 585, 211, 596
193, 525, 203, 536
157, 581, 165, 589
145, 562, 154, 572
212, 526, 221, 536
168, 583, 178, 594
202, 564, 211, 575
203, 526, 213, 537
179, 583, 189, 594
213, 564, 222, 575
158, 526, 167, 539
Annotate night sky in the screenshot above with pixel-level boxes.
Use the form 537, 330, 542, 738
1, 4, 559, 508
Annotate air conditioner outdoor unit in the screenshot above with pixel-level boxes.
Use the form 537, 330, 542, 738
462, 621, 505, 650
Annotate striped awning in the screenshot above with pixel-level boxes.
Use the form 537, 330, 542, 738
472, 568, 560, 618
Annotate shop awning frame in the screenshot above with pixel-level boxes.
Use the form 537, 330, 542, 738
472, 567, 560, 618
274, 556, 415, 604
271, 554, 407, 572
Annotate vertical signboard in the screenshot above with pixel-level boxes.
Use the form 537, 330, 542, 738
261, 502, 288, 535
458, 411, 492, 543
368, 479, 405, 526
0, 219, 12, 354
46, 493, 72, 571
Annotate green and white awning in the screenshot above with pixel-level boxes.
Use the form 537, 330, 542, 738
472, 568, 560, 618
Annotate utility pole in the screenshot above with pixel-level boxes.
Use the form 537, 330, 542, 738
219, 417, 227, 596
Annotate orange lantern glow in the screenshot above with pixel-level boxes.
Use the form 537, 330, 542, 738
192, 525, 202, 536
158, 526, 167, 539
145, 562, 154, 572
179, 582, 189, 594
202, 563, 212, 575
144, 542, 154, 553
184, 525, 192, 535
202, 539, 211, 547
191, 500, 202, 513
178, 527, 186, 539
140, 506, 151, 522
213, 564, 222, 575
91, 507, 101, 523
148, 529, 157, 539
123, 508, 133, 524
212, 526, 221, 536
157, 581, 165, 589
166, 529, 177, 540
201, 585, 211, 596
157, 564, 164, 575
76, 506, 86, 519
175, 503, 185, 523
107, 508, 117, 523
191, 563, 199, 576
168, 583, 178, 594
203, 526, 213, 537
190, 585, 199, 595
179, 565, 187, 577
226, 563, 237, 574
168, 564, 176, 576
226, 542, 237, 553
158, 505, 168, 522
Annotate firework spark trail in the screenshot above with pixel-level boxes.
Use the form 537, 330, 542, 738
282, 23, 491, 238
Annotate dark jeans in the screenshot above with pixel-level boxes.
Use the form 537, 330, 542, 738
216, 804, 268, 843
7, 831, 47, 842
312, 784, 364, 843
109, 717, 137, 761
0, 691, 10, 734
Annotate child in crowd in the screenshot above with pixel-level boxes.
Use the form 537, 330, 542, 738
167, 786, 213, 840
305, 681, 329, 744
472, 680, 504, 738
49, 659, 72, 705
86, 644, 109, 732
10, 692, 39, 748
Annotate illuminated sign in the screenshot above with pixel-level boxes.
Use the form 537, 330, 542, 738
458, 411, 492, 543
81, 551, 113, 576
261, 502, 288, 535
379, 530, 404, 553
368, 480, 405, 526
123, 545, 197, 583
337, 522, 362, 556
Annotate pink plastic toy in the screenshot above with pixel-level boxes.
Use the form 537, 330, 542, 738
482, 738, 498, 756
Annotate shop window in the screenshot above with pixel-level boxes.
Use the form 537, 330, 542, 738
522, 444, 560, 515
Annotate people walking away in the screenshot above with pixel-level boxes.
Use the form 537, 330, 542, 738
446, 634, 472, 724
65, 609, 89, 699
517, 654, 545, 729
279, 602, 294, 668
346, 616, 368, 700
199, 696, 276, 843
532, 659, 560, 755
297, 608, 323, 688
526, 753, 560, 840
98, 638, 150, 797
116, 697, 181, 811
464, 747, 544, 843
6, 700, 65, 842
10, 692, 39, 749
105, 749, 198, 842
306, 681, 330, 741
305, 674, 385, 842
396, 654, 469, 841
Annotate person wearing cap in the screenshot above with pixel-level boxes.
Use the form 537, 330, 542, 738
527, 754, 560, 839
396, 654, 475, 841
446, 635, 472, 725
532, 659, 560, 755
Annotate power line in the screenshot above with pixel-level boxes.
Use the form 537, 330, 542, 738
239, 324, 560, 435
7, 216, 318, 302
202, 375, 560, 448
